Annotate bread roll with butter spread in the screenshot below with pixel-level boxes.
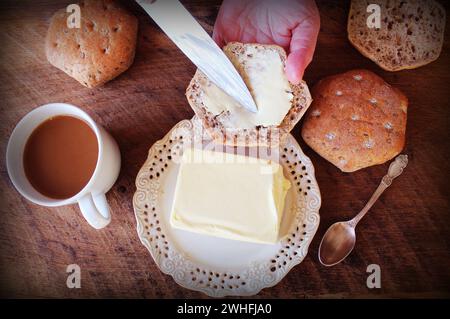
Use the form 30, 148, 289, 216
186, 42, 312, 146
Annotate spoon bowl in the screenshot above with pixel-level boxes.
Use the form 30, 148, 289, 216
318, 221, 356, 266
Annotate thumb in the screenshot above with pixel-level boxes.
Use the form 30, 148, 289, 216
286, 14, 320, 84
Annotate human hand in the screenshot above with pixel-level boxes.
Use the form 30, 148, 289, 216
213, 0, 320, 84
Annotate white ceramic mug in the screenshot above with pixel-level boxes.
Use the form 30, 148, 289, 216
6, 103, 121, 229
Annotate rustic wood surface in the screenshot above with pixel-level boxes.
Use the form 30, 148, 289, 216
0, 0, 449, 298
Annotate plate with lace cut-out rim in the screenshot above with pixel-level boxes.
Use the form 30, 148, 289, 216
133, 117, 321, 297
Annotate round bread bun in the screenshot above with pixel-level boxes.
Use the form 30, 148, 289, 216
45, 0, 138, 88
301, 69, 408, 172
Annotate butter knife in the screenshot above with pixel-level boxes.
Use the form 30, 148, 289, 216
136, 0, 258, 113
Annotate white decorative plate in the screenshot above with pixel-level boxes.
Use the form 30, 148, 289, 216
133, 117, 321, 297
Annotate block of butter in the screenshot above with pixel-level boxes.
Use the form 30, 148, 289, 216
170, 148, 291, 244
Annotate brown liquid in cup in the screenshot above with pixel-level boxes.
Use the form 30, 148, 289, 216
23, 115, 99, 199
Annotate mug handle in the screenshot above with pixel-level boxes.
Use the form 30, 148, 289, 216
78, 193, 111, 229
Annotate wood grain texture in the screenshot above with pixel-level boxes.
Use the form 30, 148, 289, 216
0, 0, 449, 298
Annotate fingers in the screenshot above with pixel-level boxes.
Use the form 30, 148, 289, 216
212, 26, 225, 48
212, 0, 232, 48
286, 45, 315, 84
286, 3, 320, 84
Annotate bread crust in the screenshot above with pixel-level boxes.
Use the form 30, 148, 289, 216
185, 42, 312, 147
301, 69, 408, 172
45, 0, 138, 88
347, 0, 445, 71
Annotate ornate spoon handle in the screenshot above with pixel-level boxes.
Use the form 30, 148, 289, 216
349, 155, 408, 227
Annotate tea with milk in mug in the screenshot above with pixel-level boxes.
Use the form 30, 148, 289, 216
23, 115, 98, 199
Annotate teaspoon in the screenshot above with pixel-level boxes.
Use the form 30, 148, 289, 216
318, 154, 408, 266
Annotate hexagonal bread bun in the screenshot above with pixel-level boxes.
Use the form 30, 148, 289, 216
347, 0, 445, 71
301, 69, 407, 172
46, 0, 138, 88
186, 42, 312, 147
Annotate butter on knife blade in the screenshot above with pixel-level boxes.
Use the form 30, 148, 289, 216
170, 148, 291, 244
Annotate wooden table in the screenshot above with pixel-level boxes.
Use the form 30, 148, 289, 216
0, 0, 449, 298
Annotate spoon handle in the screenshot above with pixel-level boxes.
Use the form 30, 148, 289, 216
349, 154, 408, 227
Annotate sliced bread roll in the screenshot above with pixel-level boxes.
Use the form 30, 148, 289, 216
347, 0, 446, 71
186, 42, 312, 147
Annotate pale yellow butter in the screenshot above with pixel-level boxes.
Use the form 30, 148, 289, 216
170, 148, 291, 244
201, 47, 293, 128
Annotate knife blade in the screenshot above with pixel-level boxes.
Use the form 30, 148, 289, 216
136, 0, 258, 113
